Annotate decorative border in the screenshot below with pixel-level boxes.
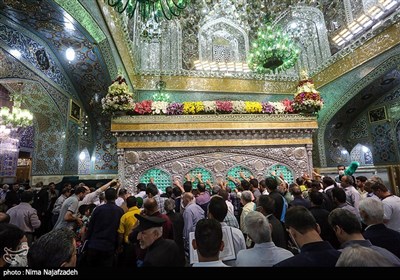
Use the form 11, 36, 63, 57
117, 138, 314, 149
112, 114, 318, 124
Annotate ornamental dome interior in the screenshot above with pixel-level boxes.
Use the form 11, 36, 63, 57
0, 0, 399, 186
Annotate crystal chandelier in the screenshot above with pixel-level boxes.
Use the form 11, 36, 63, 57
248, 22, 300, 74
152, 80, 170, 102
152, 36, 170, 102
0, 94, 33, 128
107, 0, 189, 23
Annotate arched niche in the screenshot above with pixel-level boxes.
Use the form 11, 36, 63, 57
226, 165, 253, 190
350, 144, 374, 165
134, 18, 182, 72
329, 145, 351, 165
277, 5, 331, 74
266, 164, 295, 184
198, 17, 249, 63
1, 79, 65, 175
185, 167, 214, 186
139, 168, 171, 192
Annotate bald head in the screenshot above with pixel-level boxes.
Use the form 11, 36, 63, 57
182, 192, 194, 207
144, 198, 158, 215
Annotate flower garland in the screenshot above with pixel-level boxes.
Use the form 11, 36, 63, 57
121, 100, 309, 115
104, 73, 324, 116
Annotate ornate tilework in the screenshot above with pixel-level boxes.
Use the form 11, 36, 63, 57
328, 145, 351, 165
383, 88, 400, 103
317, 49, 400, 167
94, 120, 118, 172
349, 116, 369, 140
64, 121, 79, 174
19, 82, 65, 175
19, 126, 35, 150
371, 123, 396, 163
0, 138, 18, 177
0, 21, 75, 95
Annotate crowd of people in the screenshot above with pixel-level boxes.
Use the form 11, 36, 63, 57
1, 167, 400, 268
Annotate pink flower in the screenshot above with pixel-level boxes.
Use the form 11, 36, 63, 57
134, 100, 153, 115
282, 98, 294, 113
216, 101, 233, 113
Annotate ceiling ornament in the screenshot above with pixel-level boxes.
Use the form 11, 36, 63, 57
248, 22, 300, 74
106, 0, 189, 23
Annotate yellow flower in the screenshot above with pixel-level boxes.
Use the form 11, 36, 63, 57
183, 102, 205, 114
245, 101, 262, 113
193, 102, 205, 113
183, 102, 196, 114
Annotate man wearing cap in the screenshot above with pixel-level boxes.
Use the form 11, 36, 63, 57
134, 213, 183, 267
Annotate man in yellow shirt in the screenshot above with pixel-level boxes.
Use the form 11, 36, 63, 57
117, 196, 141, 267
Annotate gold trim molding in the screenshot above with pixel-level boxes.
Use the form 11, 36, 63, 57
133, 75, 296, 94
111, 114, 318, 131
112, 121, 318, 132
117, 138, 313, 149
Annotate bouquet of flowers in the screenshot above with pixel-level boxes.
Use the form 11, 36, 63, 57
101, 75, 134, 114
292, 71, 323, 114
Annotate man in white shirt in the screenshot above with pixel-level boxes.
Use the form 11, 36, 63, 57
371, 182, 400, 233
207, 195, 246, 266
192, 219, 229, 267
79, 179, 119, 207
236, 211, 293, 266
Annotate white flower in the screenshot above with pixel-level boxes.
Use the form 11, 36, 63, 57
203, 101, 216, 113
151, 101, 168, 115
269, 102, 285, 114
232, 100, 246, 113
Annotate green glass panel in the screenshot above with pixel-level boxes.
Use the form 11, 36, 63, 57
185, 167, 213, 187
140, 168, 171, 192
266, 164, 294, 184
226, 166, 253, 190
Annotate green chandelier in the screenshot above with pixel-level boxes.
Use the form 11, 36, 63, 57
248, 23, 300, 74
0, 94, 33, 128
107, 0, 189, 23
